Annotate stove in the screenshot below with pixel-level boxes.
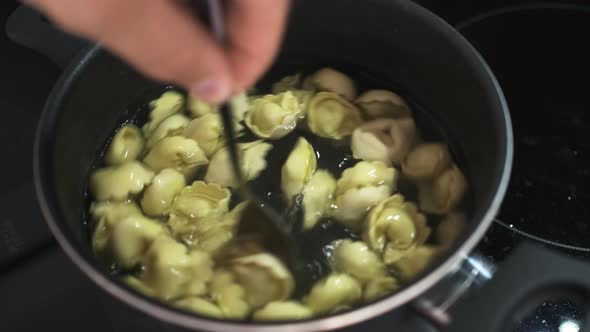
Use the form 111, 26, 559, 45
1, 1, 589, 331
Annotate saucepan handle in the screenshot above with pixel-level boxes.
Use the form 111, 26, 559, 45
443, 242, 590, 332
5, 5, 90, 68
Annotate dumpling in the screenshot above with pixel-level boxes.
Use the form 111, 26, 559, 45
302, 68, 357, 100
245, 91, 304, 139
253, 301, 312, 321
143, 91, 184, 135
146, 114, 190, 149
307, 92, 363, 139
330, 239, 387, 284
351, 118, 416, 165
391, 245, 440, 281
333, 161, 397, 228
402, 143, 451, 181
187, 95, 216, 118
436, 212, 466, 248
356, 90, 411, 119
171, 181, 231, 220
418, 164, 467, 215
175, 297, 224, 318
363, 276, 399, 302
272, 73, 302, 94
105, 124, 144, 166
229, 253, 294, 309
90, 200, 143, 259
143, 136, 208, 174
182, 113, 242, 157
140, 168, 186, 217
229, 92, 251, 122
108, 215, 166, 268
292, 90, 315, 112
304, 273, 362, 314
90, 161, 154, 201
210, 269, 251, 319
204, 140, 273, 188
140, 235, 213, 300
363, 194, 431, 265
301, 170, 336, 230
281, 137, 317, 203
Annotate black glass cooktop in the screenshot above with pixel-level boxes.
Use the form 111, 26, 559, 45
1, 1, 589, 331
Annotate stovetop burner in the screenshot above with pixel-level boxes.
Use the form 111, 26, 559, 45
1, 1, 590, 332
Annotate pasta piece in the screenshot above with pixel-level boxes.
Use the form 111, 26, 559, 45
140, 168, 186, 217
436, 212, 466, 248
292, 90, 315, 112
245, 91, 304, 139
143, 136, 208, 174
330, 239, 387, 284
363, 276, 399, 302
356, 90, 411, 119
105, 124, 144, 166
229, 92, 251, 122
109, 215, 166, 268
229, 253, 294, 309
333, 161, 397, 228
175, 297, 224, 318
182, 113, 232, 157
402, 143, 451, 181
90, 200, 143, 258
392, 245, 440, 281
302, 170, 336, 230
143, 91, 184, 135
351, 118, 416, 165
253, 301, 313, 321
141, 235, 213, 300
418, 164, 467, 215
171, 181, 231, 220
146, 114, 190, 149
204, 141, 273, 188
272, 73, 302, 94
363, 194, 431, 265
210, 269, 251, 319
304, 273, 362, 314
187, 95, 217, 118
281, 137, 317, 203
307, 92, 363, 139
302, 68, 357, 100
90, 161, 154, 201
124, 276, 157, 298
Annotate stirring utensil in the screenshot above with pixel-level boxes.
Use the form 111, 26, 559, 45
202, 0, 304, 274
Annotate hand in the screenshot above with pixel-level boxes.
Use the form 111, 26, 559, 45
28, 0, 291, 103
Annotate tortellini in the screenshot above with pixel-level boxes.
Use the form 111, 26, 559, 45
143, 136, 208, 174
436, 212, 466, 248
108, 215, 166, 268
143, 91, 184, 135
90, 200, 143, 258
333, 161, 397, 228
363, 276, 399, 302
391, 245, 440, 281
229, 253, 295, 309
301, 170, 337, 230
272, 73, 302, 94
171, 181, 231, 220
302, 68, 357, 100
363, 194, 431, 265
281, 137, 317, 203
182, 113, 242, 157
351, 118, 416, 165
356, 90, 411, 119
307, 92, 363, 139
90, 161, 154, 201
304, 273, 362, 314
210, 269, 251, 319
140, 168, 186, 216
105, 124, 144, 166
187, 95, 216, 118
253, 301, 312, 321
140, 235, 213, 300
402, 143, 451, 181
418, 164, 467, 215
175, 297, 224, 318
229, 92, 251, 122
204, 140, 273, 188
245, 91, 304, 139
330, 239, 387, 284
146, 114, 190, 149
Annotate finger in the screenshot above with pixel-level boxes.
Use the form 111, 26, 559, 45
28, 0, 233, 103
226, 0, 291, 90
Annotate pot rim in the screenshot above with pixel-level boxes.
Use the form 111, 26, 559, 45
33, 2, 513, 331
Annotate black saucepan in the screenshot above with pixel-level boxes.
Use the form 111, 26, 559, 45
8, 0, 590, 331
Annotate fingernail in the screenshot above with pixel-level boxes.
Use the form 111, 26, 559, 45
191, 78, 228, 103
